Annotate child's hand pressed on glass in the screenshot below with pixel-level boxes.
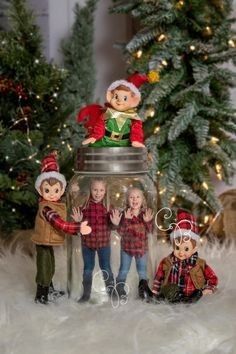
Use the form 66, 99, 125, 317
110, 209, 122, 225
71, 207, 83, 222
143, 208, 154, 222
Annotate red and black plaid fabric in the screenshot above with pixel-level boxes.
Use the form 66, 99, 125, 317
152, 253, 218, 296
118, 211, 153, 257
42, 206, 81, 235
81, 199, 111, 249
175, 209, 198, 234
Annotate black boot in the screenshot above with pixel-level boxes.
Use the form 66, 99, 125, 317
35, 284, 49, 305
116, 281, 127, 298
49, 281, 66, 301
105, 277, 115, 298
78, 278, 92, 303
138, 279, 153, 301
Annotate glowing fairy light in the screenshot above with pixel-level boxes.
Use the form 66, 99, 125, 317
210, 137, 219, 144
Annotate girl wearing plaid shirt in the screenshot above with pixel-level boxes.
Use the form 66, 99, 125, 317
73, 178, 119, 302
152, 210, 218, 303
114, 187, 154, 299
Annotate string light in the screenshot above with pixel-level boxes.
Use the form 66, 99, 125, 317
145, 107, 155, 118
157, 34, 166, 42
171, 196, 176, 202
134, 49, 143, 59
190, 45, 196, 51
67, 144, 72, 151
159, 188, 166, 195
202, 182, 209, 190
204, 215, 209, 224
153, 126, 160, 134
161, 59, 168, 66
228, 39, 236, 48
210, 136, 219, 144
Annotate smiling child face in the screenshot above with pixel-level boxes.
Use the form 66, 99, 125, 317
128, 188, 143, 211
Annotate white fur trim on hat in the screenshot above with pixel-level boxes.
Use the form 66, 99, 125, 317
35, 171, 67, 193
107, 80, 141, 98
170, 229, 200, 242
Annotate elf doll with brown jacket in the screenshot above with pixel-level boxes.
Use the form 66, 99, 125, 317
77, 73, 148, 148
152, 210, 218, 304
32, 151, 91, 305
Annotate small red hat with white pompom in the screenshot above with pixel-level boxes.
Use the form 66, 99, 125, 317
170, 209, 200, 243
107, 72, 148, 99
35, 151, 67, 193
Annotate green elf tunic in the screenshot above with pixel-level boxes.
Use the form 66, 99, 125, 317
91, 108, 142, 148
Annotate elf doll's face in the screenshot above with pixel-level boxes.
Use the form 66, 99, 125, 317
40, 181, 64, 202
173, 239, 197, 261
106, 89, 140, 112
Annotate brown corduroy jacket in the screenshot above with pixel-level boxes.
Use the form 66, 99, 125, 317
31, 200, 67, 246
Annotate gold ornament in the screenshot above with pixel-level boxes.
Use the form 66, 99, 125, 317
147, 70, 160, 83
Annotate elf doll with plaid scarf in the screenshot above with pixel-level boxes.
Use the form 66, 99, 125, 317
152, 210, 218, 304
31, 151, 91, 305
77, 73, 148, 148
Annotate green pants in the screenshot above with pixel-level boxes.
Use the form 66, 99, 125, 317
36, 245, 55, 287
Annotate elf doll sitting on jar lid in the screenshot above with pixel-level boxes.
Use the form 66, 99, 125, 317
152, 209, 218, 304
31, 151, 91, 305
77, 73, 148, 148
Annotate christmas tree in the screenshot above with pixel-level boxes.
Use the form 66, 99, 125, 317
111, 0, 236, 230
0, 0, 66, 233
60, 0, 98, 176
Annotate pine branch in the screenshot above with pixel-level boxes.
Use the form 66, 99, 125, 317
168, 101, 199, 141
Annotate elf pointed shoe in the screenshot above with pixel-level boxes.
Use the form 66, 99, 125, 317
35, 284, 49, 305
49, 281, 66, 301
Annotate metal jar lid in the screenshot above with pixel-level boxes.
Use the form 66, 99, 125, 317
76, 147, 148, 174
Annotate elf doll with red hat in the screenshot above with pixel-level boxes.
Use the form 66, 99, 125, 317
31, 151, 91, 305
77, 73, 148, 147
152, 210, 218, 304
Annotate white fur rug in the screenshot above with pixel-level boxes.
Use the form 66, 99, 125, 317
0, 241, 236, 354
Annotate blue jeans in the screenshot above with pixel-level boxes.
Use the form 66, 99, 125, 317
117, 250, 147, 282
82, 245, 114, 284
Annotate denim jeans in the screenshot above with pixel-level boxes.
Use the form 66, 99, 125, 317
82, 245, 114, 284
117, 250, 147, 282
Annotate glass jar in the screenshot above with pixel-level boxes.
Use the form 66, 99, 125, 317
67, 147, 157, 302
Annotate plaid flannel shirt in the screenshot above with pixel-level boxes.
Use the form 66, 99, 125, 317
152, 252, 218, 297
118, 211, 153, 257
81, 199, 111, 249
42, 206, 81, 235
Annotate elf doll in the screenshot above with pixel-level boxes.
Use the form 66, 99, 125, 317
152, 210, 218, 304
31, 151, 91, 305
77, 73, 148, 148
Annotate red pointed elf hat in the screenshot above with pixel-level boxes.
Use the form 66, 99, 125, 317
170, 209, 200, 242
35, 151, 67, 193
107, 72, 148, 99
